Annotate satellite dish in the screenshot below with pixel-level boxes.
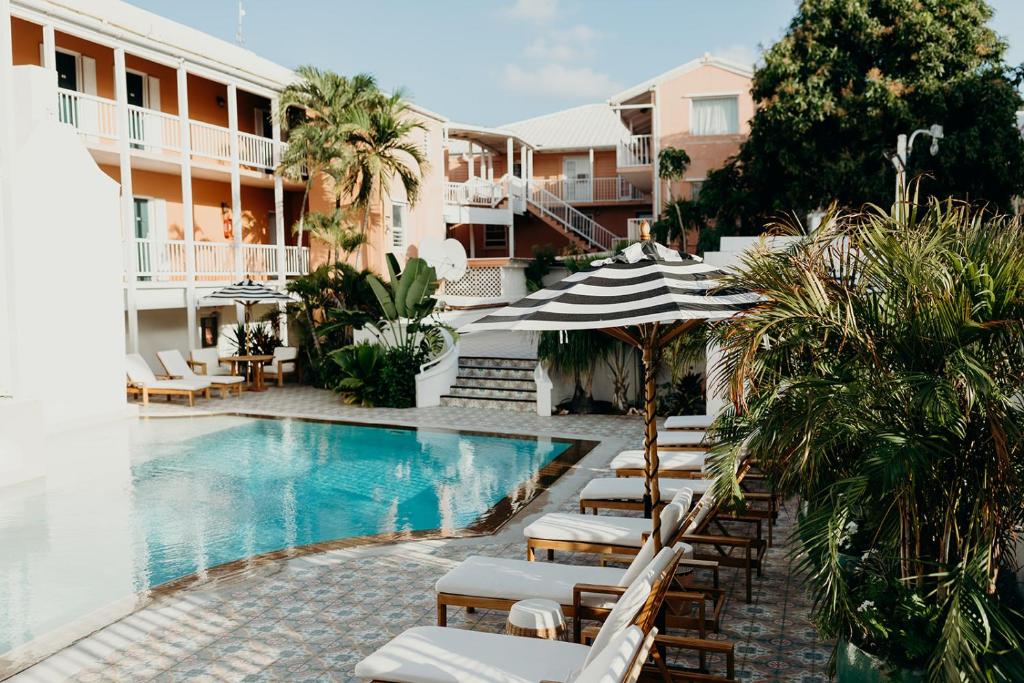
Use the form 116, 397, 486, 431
420, 237, 467, 282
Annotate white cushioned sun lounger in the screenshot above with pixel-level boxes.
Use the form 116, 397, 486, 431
357, 547, 678, 683
657, 430, 707, 448
157, 349, 244, 397
125, 353, 210, 406
665, 415, 713, 430
580, 477, 712, 505
609, 449, 707, 474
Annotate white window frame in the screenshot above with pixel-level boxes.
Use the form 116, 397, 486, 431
53, 47, 83, 91
483, 224, 507, 249
686, 177, 706, 201
390, 201, 407, 250
125, 68, 150, 108
688, 93, 741, 137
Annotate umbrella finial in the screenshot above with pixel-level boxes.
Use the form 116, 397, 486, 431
639, 219, 651, 241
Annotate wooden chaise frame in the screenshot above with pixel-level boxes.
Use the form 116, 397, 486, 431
126, 381, 209, 406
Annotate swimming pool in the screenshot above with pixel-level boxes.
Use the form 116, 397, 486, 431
0, 415, 589, 664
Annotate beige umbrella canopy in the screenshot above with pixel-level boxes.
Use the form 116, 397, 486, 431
460, 227, 757, 550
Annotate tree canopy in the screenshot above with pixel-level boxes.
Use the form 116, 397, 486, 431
691, 0, 1024, 250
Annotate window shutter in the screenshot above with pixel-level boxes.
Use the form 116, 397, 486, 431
145, 76, 163, 148
82, 57, 97, 95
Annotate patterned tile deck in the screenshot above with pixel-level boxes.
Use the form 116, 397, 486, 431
11, 388, 832, 682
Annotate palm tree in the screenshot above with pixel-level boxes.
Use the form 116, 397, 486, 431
277, 66, 380, 247
707, 199, 1024, 678
338, 91, 428, 267
301, 207, 367, 266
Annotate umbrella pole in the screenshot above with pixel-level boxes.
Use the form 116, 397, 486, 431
641, 330, 662, 552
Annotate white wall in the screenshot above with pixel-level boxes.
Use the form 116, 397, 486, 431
7, 65, 126, 428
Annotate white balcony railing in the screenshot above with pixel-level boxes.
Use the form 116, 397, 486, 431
617, 134, 653, 167
537, 176, 650, 203
57, 88, 118, 140
444, 179, 506, 207
127, 103, 181, 152
239, 131, 276, 170
189, 120, 232, 162
133, 239, 309, 281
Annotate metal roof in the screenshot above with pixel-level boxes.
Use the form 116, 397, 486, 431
502, 103, 629, 151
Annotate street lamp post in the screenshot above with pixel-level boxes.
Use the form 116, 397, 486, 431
891, 124, 943, 220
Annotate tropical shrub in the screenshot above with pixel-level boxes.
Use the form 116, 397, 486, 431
331, 341, 384, 406
708, 200, 1024, 680
525, 244, 557, 292
538, 329, 613, 414
376, 346, 425, 409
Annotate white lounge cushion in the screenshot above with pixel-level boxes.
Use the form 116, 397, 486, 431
664, 415, 713, 430
156, 349, 195, 380
657, 431, 706, 447
524, 514, 657, 548
573, 625, 645, 683
435, 556, 625, 609
125, 353, 158, 384
580, 477, 713, 502
145, 378, 210, 391
189, 348, 232, 376
609, 450, 707, 472
209, 375, 246, 386
354, 625, 589, 683
266, 346, 298, 372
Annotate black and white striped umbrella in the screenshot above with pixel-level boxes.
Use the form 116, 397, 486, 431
459, 240, 759, 550
200, 279, 294, 306
462, 241, 758, 333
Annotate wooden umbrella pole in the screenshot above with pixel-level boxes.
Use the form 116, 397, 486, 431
641, 327, 662, 552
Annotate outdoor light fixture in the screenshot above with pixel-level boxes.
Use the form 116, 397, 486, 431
890, 123, 944, 219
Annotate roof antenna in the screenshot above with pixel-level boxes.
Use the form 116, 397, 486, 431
235, 0, 246, 46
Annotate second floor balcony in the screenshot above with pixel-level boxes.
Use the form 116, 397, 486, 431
56, 88, 283, 173
535, 176, 649, 204
617, 134, 653, 168
132, 239, 309, 282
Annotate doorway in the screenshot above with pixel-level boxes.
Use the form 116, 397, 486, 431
563, 155, 591, 202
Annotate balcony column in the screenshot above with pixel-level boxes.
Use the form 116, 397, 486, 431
114, 47, 139, 353
467, 142, 475, 180
176, 62, 198, 349
41, 24, 55, 71
227, 83, 243, 280
506, 137, 515, 258
588, 147, 594, 200
519, 145, 526, 180
527, 149, 534, 186
271, 96, 285, 285
651, 85, 661, 220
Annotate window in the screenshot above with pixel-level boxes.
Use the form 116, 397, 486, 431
200, 313, 220, 348
513, 161, 523, 178
691, 96, 739, 136
55, 50, 78, 91
484, 225, 507, 248
689, 180, 704, 201
390, 202, 406, 250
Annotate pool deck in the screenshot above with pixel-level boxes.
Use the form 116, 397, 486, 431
8, 387, 832, 682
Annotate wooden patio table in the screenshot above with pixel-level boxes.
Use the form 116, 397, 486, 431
221, 354, 274, 392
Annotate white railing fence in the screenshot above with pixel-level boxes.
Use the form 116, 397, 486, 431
239, 132, 275, 170
526, 184, 619, 252
189, 121, 232, 162
617, 134, 652, 167
57, 88, 118, 140
538, 176, 650, 203
132, 240, 308, 280
443, 179, 506, 207
127, 104, 181, 152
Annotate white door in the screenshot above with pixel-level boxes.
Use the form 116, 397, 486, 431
563, 156, 591, 202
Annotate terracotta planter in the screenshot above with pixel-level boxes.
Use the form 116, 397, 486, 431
837, 640, 924, 682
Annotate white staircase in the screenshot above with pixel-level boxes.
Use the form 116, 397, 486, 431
524, 183, 619, 252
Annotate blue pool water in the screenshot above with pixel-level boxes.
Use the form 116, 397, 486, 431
0, 416, 574, 658
132, 418, 571, 588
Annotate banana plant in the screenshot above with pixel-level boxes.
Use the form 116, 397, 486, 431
365, 254, 439, 350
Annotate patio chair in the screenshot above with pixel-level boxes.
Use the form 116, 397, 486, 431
125, 353, 211, 407
609, 449, 709, 478
657, 430, 708, 450
357, 547, 738, 683
436, 491, 718, 635
265, 346, 298, 386
188, 348, 233, 377
157, 349, 244, 398
664, 415, 714, 431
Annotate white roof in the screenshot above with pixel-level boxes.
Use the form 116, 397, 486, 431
502, 103, 628, 151
609, 53, 754, 104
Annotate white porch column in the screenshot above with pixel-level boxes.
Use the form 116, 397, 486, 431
467, 142, 475, 179
651, 86, 661, 220
527, 149, 534, 185
271, 96, 285, 284
114, 47, 139, 353
468, 225, 476, 258
0, 0, 17, 392
487, 152, 494, 181
506, 136, 515, 257
505, 138, 513, 179
176, 62, 198, 349
519, 145, 527, 180
588, 147, 595, 199
227, 83, 243, 280
41, 24, 55, 71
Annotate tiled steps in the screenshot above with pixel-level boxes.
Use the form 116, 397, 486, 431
440, 356, 538, 412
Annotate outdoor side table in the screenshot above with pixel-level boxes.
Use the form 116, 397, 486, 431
221, 354, 274, 392
505, 598, 567, 641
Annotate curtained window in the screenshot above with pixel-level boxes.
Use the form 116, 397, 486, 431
691, 96, 739, 136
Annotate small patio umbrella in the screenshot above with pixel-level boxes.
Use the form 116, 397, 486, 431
200, 278, 294, 325
461, 230, 758, 549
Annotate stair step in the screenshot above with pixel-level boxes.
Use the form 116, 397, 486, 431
448, 385, 537, 400
457, 366, 535, 381
440, 394, 537, 413
459, 356, 537, 371
454, 376, 536, 390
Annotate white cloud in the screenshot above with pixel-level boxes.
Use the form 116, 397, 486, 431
502, 64, 623, 99
712, 44, 760, 69
504, 0, 559, 23
525, 24, 599, 62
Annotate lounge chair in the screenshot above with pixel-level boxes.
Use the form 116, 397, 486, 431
609, 449, 709, 479
157, 349, 245, 398
265, 346, 298, 386
657, 430, 707, 449
523, 489, 695, 562
436, 492, 716, 635
665, 415, 713, 431
125, 353, 211, 406
357, 547, 738, 683
188, 348, 234, 377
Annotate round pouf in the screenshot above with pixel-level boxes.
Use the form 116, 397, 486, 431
506, 598, 567, 640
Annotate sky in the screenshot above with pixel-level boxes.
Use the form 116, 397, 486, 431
129, 0, 1024, 127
